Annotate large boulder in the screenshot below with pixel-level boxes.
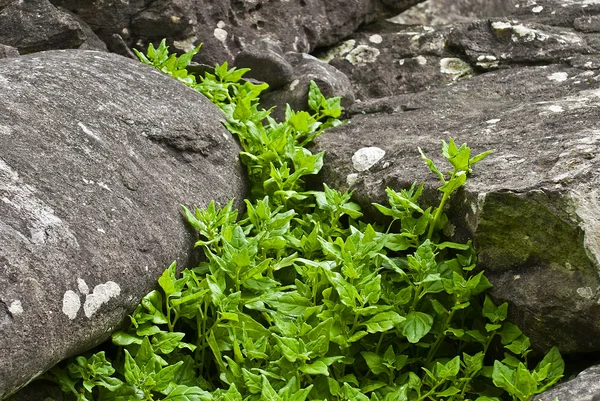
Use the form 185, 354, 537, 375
0, 0, 107, 54
0, 50, 246, 398
312, 62, 600, 355
49, 0, 425, 65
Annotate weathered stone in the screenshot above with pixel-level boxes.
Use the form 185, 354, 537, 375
0, 50, 246, 398
447, 19, 592, 67
320, 22, 462, 100
534, 365, 600, 401
512, 0, 600, 28
260, 52, 355, 121
390, 0, 518, 25
234, 40, 294, 90
312, 64, 600, 355
50, 0, 425, 65
0, 43, 18, 58
0, 0, 105, 54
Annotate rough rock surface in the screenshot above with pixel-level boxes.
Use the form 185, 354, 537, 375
313, 63, 600, 355
0, 50, 246, 398
390, 0, 518, 25
534, 364, 600, 401
322, 0, 599, 101
0, 44, 18, 58
49, 0, 425, 65
0, 0, 106, 54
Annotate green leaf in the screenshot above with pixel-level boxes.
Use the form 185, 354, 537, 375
361, 352, 386, 375
123, 350, 141, 385
163, 385, 213, 400
299, 360, 329, 376
362, 311, 405, 333
401, 311, 434, 343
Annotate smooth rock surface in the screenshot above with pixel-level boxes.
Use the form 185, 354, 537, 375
49, 0, 425, 65
313, 64, 600, 355
260, 52, 355, 121
534, 365, 600, 401
0, 50, 246, 398
0, 0, 106, 54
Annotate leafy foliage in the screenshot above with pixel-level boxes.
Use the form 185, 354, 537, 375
41, 40, 564, 401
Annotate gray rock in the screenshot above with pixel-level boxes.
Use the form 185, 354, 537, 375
321, 0, 598, 101
320, 22, 462, 100
0, 50, 246, 398
260, 52, 355, 121
312, 63, 600, 355
0, 43, 18, 58
534, 365, 600, 401
234, 40, 294, 90
390, 0, 518, 25
50, 0, 425, 65
0, 0, 105, 54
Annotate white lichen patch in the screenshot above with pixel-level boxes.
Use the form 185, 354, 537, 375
486, 119, 501, 124
213, 28, 228, 43
77, 278, 89, 295
83, 281, 121, 318
288, 79, 300, 91
491, 21, 549, 42
170, 16, 181, 23
476, 55, 499, 69
346, 173, 359, 187
217, 20, 226, 29
577, 287, 595, 299
439, 58, 473, 80
368, 34, 383, 44
414, 55, 427, 65
532, 5, 544, 13
62, 290, 81, 320
548, 105, 564, 112
173, 36, 198, 53
346, 45, 381, 66
318, 39, 356, 62
8, 300, 23, 315
548, 72, 569, 82
352, 147, 385, 172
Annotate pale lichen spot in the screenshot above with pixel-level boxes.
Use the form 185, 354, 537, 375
476, 55, 499, 69
548, 72, 568, 82
83, 281, 121, 318
170, 16, 181, 23
8, 300, 23, 315
513, 274, 521, 280
414, 55, 427, 65
288, 79, 300, 91
346, 173, 359, 187
399, 59, 405, 66
368, 34, 383, 44
173, 36, 198, 53
214, 28, 228, 43
548, 105, 564, 113
577, 287, 594, 299
346, 45, 380, 66
77, 278, 89, 295
532, 5, 543, 13
217, 20, 226, 29
97, 227, 106, 234
62, 290, 81, 320
352, 147, 385, 172
486, 119, 501, 124
439, 58, 472, 80
318, 39, 356, 62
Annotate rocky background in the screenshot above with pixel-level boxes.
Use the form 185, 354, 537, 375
1, 0, 600, 400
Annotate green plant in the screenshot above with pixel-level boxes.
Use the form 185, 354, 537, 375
39, 40, 564, 401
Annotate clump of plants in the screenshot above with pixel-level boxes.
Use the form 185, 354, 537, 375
41, 40, 564, 401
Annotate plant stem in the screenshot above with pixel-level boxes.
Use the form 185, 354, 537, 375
427, 191, 450, 240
